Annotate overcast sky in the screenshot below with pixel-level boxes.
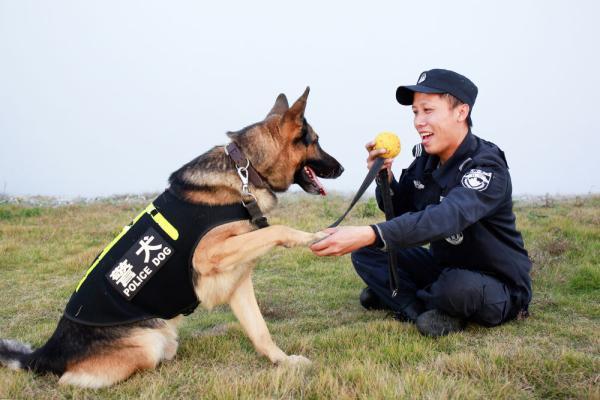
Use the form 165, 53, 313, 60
1, 0, 599, 198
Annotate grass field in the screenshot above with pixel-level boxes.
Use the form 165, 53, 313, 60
0, 194, 598, 399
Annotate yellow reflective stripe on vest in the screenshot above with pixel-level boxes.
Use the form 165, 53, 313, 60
75, 203, 179, 292
147, 204, 179, 241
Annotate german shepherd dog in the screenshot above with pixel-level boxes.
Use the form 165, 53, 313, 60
0, 88, 343, 388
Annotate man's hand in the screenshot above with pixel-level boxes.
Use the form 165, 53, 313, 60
310, 226, 377, 256
365, 141, 394, 181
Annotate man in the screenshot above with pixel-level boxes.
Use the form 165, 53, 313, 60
311, 69, 531, 337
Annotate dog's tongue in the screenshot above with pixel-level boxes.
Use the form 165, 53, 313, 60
305, 166, 327, 196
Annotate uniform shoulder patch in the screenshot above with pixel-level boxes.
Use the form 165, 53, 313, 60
461, 169, 493, 191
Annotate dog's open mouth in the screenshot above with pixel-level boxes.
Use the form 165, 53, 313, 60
295, 165, 327, 196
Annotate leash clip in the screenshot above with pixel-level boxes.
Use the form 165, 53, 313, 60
236, 159, 251, 195
234, 156, 258, 205
225, 143, 269, 229
237, 159, 259, 206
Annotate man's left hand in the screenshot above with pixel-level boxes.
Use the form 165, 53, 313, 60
310, 226, 376, 256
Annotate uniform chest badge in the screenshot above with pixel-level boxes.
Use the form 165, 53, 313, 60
461, 169, 492, 191
445, 233, 464, 245
413, 180, 425, 190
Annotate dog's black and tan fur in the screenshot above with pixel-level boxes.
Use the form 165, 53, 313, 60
0, 88, 343, 388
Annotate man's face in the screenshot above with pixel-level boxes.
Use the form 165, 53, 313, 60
411, 92, 467, 161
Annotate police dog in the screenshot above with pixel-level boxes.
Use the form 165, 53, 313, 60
0, 87, 343, 388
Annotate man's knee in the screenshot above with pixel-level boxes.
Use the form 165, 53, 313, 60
437, 269, 482, 300
419, 269, 510, 325
473, 281, 511, 326
420, 269, 484, 318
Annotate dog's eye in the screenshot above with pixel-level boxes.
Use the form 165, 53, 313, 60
298, 135, 312, 146
295, 118, 313, 146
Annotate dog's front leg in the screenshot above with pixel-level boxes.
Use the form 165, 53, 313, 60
197, 225, 326, 275
228, 273, 309, 366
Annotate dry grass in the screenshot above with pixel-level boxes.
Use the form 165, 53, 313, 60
0, 194, 599, 399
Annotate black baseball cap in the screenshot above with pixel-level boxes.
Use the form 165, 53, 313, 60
396, 68, 478, 109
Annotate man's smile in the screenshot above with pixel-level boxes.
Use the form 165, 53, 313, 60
419, 131, 434, 146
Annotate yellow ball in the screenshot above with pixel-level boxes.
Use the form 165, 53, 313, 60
373, 132, 401, 158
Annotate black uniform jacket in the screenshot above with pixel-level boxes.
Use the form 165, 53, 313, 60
374, 131, 532, 312
64, 190, 250, 326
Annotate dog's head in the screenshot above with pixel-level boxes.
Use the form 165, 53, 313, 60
227, 87, 344, 195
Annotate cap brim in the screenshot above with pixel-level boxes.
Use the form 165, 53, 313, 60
396, 85, 445, 105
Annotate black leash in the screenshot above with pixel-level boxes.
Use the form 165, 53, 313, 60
329, 157, 385, 228
328, 157, 401, 297
377, 168, 401, 297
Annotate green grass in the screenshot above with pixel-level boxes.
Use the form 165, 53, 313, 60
0, 194, 598, 399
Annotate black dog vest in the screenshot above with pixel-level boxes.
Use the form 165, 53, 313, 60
64, 190, 250, 326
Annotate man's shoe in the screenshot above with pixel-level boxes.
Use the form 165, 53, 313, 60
359, 287, 385, 310
393, 301, 426, 323
416, 309, 466, 337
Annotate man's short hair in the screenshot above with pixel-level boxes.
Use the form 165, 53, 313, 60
442, 93, 473, 127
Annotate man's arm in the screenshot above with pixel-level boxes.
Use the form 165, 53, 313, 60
375, 161, 509, 250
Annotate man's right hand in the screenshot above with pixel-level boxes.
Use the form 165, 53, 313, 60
365, 141, 395, 180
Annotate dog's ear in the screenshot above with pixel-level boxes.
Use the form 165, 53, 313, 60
266, 93, 289, 118
280, 87, 310, 132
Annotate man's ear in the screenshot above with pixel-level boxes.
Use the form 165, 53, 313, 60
280, 87, 310, 131
266, 93, 289, 118
457, 103, 470, 123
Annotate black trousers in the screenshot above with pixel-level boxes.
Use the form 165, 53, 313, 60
351, 246, 513, 326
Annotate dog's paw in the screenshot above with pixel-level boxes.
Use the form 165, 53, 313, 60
309, 231, 329, 245
293, 231, 330, 248
280, 354, 312, 367
281, 229, 322, 248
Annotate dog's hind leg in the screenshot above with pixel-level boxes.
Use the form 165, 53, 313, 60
59, 323, 179, 388
228, 274, 310, 366
59, 351, 150, 388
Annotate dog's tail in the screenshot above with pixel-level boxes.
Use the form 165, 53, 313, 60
0, 339, 33, 371
0, 338, 61, 375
